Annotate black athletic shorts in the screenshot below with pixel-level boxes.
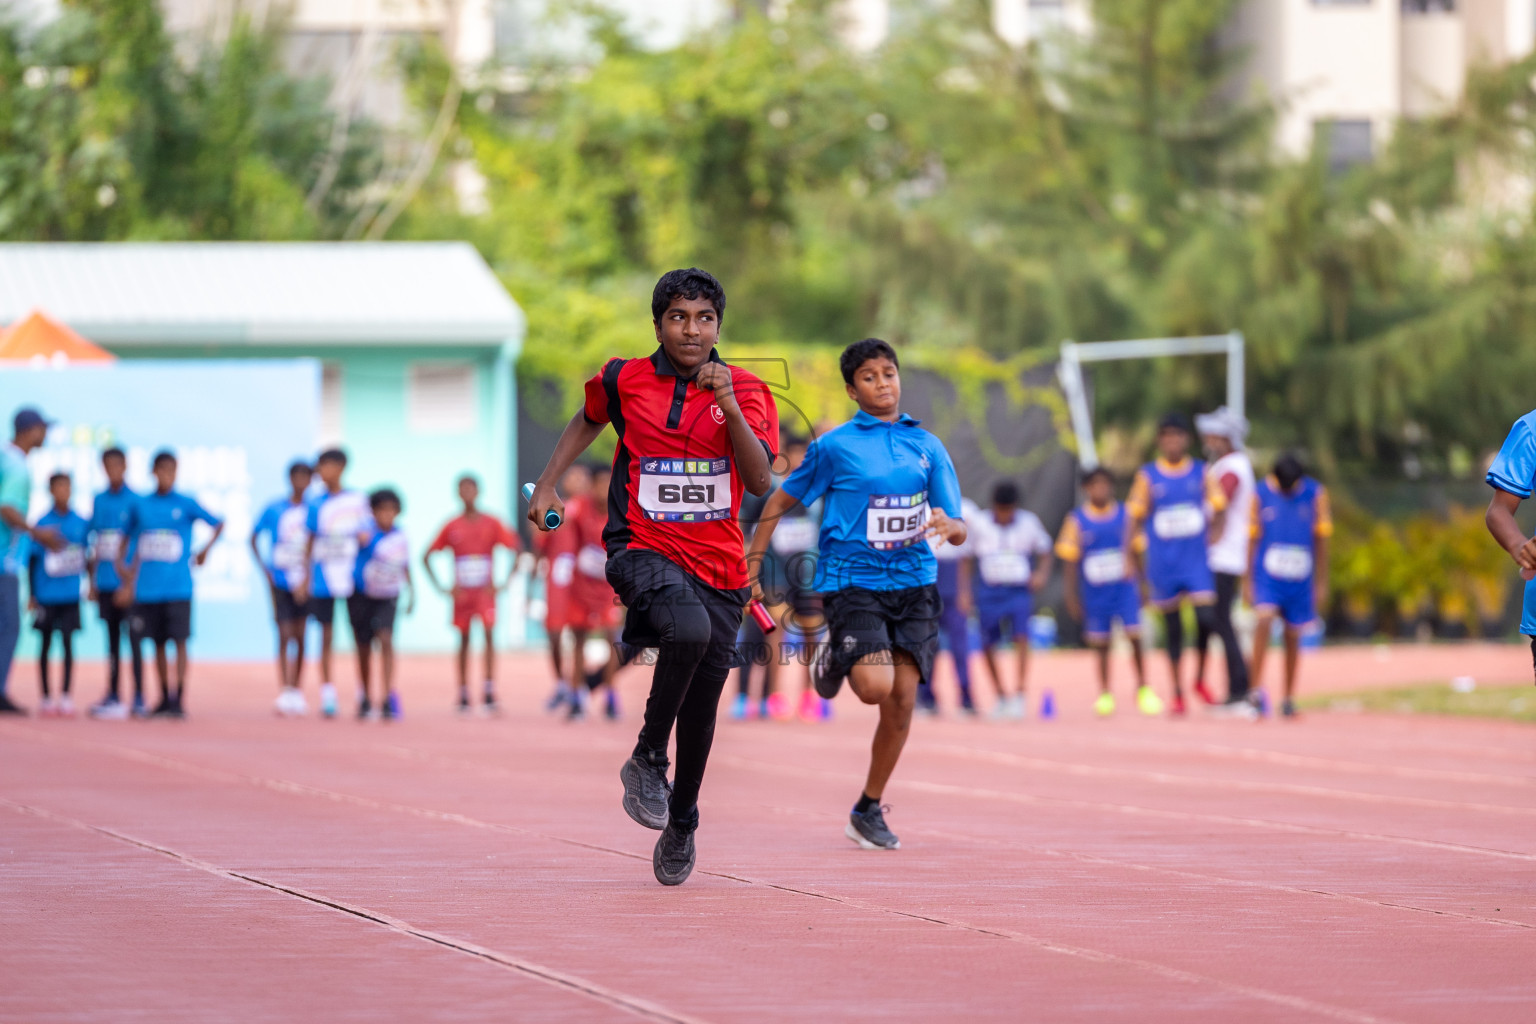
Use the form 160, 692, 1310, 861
131, 600, 192, 644
97, 592, 128, 629
270, 585, 311, 624
348, 594, 398, 647
309, 596, 338, 626
35, 601, 81, 635
606, 548, 748, 650
822, 584, 942, 686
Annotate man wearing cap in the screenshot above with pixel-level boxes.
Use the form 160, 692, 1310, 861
1195, 407, 1255, 710
0, 408, 64, 714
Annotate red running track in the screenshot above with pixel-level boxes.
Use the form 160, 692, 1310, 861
3, 645, 1534, 1022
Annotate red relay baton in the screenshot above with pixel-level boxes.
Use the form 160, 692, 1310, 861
747, 599, 777, 635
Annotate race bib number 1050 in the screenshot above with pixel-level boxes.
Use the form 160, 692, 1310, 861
866, 492, 929, 551
638, 458, 732, 523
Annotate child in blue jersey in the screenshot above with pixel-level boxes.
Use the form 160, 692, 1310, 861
29, 474, 89, 717
1126, 413, 1227, 716
351, 488, 414, 721
119, 451, 224, 719
86, 447, 144, 719
251, 460, 315, 717
747, 339, 966, 851
1057, 468, 1158, 717
1486, 407, 1536, 684
1245, 454, 1331, 718
969, 480, 1053, 721
929, 496, 979, 716
293, 448, 370, 719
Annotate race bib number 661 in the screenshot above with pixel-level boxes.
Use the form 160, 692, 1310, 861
639, 458, 732, 523
866, 492, 929, 551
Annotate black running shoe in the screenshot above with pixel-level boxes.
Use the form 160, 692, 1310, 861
652, 820, 697, 886
149, 697, 175, 718
0, 693, 28, 715
619, 754, 671, 830
1281, 698, 1298, 718
811, 639, 844, 700
356, 698, 373, 721
846, 803, 900, 850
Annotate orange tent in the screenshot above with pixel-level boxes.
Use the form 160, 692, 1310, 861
0, 309, 115, 363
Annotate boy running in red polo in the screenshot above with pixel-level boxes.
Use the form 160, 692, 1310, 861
423, 475, 520, 714
526, 268, 777, 886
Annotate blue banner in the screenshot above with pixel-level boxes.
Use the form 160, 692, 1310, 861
3, 360, 319, 661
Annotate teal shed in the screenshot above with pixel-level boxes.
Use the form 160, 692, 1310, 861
0, 242, 526, 654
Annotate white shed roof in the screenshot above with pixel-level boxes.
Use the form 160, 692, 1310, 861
0, 242, 524, 347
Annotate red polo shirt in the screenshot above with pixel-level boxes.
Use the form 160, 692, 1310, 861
582, 347, 778, 589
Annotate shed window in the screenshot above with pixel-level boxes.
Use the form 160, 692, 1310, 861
408, 362, 477, 434
320, 362, 345, 445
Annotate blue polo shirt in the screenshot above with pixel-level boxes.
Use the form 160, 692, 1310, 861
780, 410, 963, 593
0, 443, 30, 576
29, 508, 89, 606
126, 490, 222, 603
88, 485, 138, 592
1487, 409, 1536, 635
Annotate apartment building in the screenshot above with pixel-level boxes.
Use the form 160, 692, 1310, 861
994, 0, 1536, 163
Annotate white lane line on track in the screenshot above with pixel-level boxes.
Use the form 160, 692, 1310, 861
2, 799, 712, 1024
750, 723, 1536, 802
0, 731, 1426, 1023
912, 742, 1536, 817
714, 753, 1536, 863
751, 800, 1536, 932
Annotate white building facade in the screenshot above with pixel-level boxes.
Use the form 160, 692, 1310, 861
993, 0, 1536, 163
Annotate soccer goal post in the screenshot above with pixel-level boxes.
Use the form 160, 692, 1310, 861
1057, 332, 1245, 470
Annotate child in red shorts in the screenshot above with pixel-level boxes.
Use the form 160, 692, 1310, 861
422, 475, 520, 714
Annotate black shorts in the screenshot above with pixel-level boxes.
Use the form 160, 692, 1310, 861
271, 586, 310, 624
822, 584, 942, 686
348, 594, 398, 647
97, 592, 128, 629
309, 597, 338, 626
606, 548, 748, 650
35, 602, 81, 635
131, 600, 192, 644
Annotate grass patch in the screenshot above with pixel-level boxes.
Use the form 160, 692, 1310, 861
1299, 684, 1536, 723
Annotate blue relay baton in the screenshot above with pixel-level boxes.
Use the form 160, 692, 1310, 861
522, 482, 562, 530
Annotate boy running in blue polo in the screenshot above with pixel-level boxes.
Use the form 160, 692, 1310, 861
29, 474, 89, 717
251, 460, 315, 717
294, 448, 370, 719
1245, 454, 1331, 718
120, 451, 224, 718
352, 488, 413, 721
87, 447, 143, 719
1056, 467, 1158, 716
1486, 406, 1536, 683
747, 338, 966, 851
1126, 413, 1226, 716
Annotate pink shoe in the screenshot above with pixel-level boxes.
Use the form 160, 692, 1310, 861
798, 690, 818, 722
765, 692, 791, 721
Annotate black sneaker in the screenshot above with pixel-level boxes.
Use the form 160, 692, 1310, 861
1281, 698, 1298, 718
456, 694, 472, 716
619, 754, 671, 830
163, 697, 186, 721
846, 803, 900, 850
811, 639, 844, 700
0, 693, 28, 715
149, 697, 175, 718
356, 698, 373, 721
482, 692, 501, 716
652, 820, 697, 886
